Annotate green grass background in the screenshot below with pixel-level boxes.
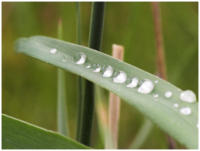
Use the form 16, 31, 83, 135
2, 2, 198, 149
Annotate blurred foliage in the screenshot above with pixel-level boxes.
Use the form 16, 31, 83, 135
2, 2, 198, 149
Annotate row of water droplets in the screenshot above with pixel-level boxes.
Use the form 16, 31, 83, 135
50, 49, 197, 125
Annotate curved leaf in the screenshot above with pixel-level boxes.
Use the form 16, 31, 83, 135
2, 114, 89, 149
15, 36, 198, 149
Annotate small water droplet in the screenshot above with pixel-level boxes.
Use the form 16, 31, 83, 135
93, 65, 101, 72
113, 71, 127, 83
197, 123, 199, 128
86, 64, 91, 69
50, 48, 57, 54
153, 93, 159, 98
180, 90, 196, 103
138, 79, 154, 94
165, 91, 173, 98
126, 77, 139, 88
103, 66, 113, 77
180, 107, 191, 115
76, 53, 87, 65
173, 103, 179, 108
154, 80, 159, 83
62, 58, 67, 62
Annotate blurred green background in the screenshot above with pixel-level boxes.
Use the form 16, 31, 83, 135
2, 2, 198, 149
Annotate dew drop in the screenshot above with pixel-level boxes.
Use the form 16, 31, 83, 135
154, 80, 159, 84
113, 71, 127, 83
180, 107, 191, 115
165, 91, 172, 98
103, 66, 113, 77
126, 77, 139, 88
180, 90, 196, 103
153, 93, 159, 98
76, 53, 86, 65
197, 123, 199, 128
138, 79, 154, 94
62, 58, 67, 62
173, 103, 179, 108
86, 64, 91, 69
93, 65, 101, 73
50, 48, 57, 54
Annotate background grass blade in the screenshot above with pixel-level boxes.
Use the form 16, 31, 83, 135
15, 36, 198, 149
152, 2, 176, 148
2, 114, 89, 149
75, 2, 85, 141
130, 119, 153, 148
78, 2, 105, 146
57, 19, 68, 136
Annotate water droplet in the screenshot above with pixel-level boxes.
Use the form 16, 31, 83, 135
197, 123, 199, 128
180, 90, 196, 103
50, 48, 57, 54
165, 91, 172, 98
153, 94, 159, 98
173, 103, 179, 108
154, 80, 159, 83
138, 79, 154, 94
62, 58, 67, 62
93, 65, 101, 72
103, 66, 113, 77
180, 107, 191, 115
113, 71, 127, 83
76, 53, 86, 65
126, 77, 139, 88
86, 64, 91, 69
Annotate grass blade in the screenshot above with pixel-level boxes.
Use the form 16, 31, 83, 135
78, 2, 105, 146
130, 119, 153, 149
75, 2, 84, 141
15, 36, 198, 149
57, 19, 68, 136
2, 114, 89, 149
106, 44, 124, 149
152, 2, 176, 148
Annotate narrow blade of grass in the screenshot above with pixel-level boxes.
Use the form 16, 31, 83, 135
152, 2, 176, 148
15, 36, 198, 149
106, 44, 124, 149
78, 2, 105, 146
75, 2, 85, 141
130, 119, 153, 149
2, 114, 89, 149
57, 19, 68, 136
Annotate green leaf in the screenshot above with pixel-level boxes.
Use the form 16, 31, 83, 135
2, 114, 89, 149
15, 36, 198, 149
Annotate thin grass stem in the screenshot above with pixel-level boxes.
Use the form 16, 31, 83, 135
130, 119, 153, 149
152, 2, 176, 149
75, 2, 85, 141
57, 18, 68, 136
78, 2, 105, 146
106, 44, 124, 149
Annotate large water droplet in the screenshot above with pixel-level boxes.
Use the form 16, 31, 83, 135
76, 53, 86, 65
180, 107, 191, 115
126, 77, 139, 88
173, 103, 179, 108
93, 65, 101, 73
113, 71, 127, 83
138, 79, 154, 94
180, 90, 196, 103
165, 91, 172, 98
103, 66, 113, 78
50, 48, 57, 54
